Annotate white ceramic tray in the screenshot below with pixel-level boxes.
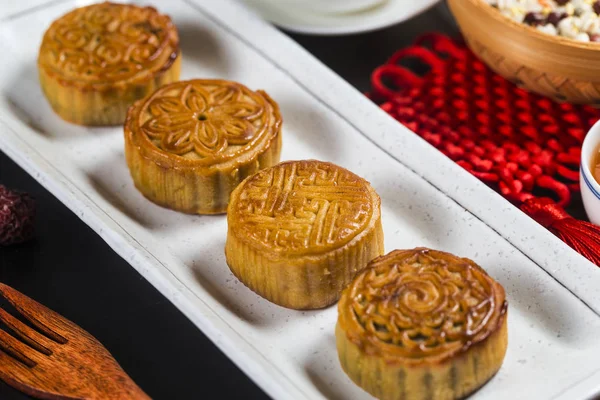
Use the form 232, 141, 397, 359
1, 1, 600, 399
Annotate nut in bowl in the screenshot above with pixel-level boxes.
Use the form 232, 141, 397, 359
448, 0, 600, 104
580, 119, 600, 224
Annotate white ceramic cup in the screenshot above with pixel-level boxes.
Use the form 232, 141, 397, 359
264, 0, 386, 14
580, 119, 600, 224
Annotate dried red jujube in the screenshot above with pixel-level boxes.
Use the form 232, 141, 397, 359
0, 185, 36, 246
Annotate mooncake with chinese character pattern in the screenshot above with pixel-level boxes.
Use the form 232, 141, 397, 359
225, 160, 384, 309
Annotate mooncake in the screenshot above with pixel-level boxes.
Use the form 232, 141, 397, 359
125, 79, 282, 214
337, 248, 508, 400
225, 160, 384, 309
38, 2, 180, 125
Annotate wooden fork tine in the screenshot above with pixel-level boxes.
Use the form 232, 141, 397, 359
0, 348, 34, 379
0, 283, 68, 344
0, 308, 53, 355
0, 349, 45, 400
0, 328, 38, 368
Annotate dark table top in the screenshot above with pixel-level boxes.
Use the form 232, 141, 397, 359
0, 3, 457, 399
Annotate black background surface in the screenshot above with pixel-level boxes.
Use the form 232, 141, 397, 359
0, 3, 456, 399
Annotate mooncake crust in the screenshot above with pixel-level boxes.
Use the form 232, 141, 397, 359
336, 248, 508, 400
225, 160, 384, 309
38, 1, 180, 125
124, 79, 282, 214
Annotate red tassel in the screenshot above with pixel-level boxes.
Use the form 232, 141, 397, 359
521, 198, 600, 266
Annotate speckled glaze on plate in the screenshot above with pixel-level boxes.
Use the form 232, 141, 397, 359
1, 1, 600, 399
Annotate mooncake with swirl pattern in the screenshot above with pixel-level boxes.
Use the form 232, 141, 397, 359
337, 248, 507, 400
225, 160, 384, 309
38, 2, 180, 125
125, 79, 282, 214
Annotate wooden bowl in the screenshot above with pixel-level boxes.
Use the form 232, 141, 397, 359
448, 0, 600, 104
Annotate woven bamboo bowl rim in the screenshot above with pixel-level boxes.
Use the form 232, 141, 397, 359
449, 0, 600, 83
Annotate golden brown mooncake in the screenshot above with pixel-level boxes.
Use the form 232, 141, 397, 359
38, 2, 180, 126
336, 248, 508, 400
225, 160, 384, 310
124, 79, 282, 214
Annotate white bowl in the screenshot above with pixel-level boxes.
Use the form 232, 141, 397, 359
580, 119, 600, 224
256, 0, 386, 14
242, 0, 440, 35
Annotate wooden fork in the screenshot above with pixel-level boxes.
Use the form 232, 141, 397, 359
0, 282, 150, 399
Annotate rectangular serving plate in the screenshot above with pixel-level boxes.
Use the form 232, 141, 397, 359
2, 1, 600, 399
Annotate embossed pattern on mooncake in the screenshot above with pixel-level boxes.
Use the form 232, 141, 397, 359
38, 2, 178, 86
124, 79, 282, 215
231, 160, 373, 255
138, 80, 273, 163
343, 248, 505, 360
225, 160, 383, 309
336, 248, 508, 400
38, 2, 180, 125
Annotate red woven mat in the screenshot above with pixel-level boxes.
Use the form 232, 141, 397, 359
368, 33, 600, 265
